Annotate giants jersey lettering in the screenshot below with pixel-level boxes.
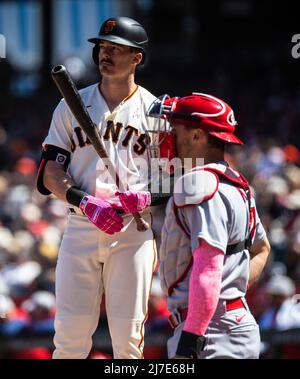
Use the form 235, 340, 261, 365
43, 84, 157, 201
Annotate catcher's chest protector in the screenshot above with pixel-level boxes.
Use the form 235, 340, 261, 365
159, 163, 252, 297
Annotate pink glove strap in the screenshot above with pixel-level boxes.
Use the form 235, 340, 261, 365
79, 195, 89, 213
183, 240, 224, 336
119, 191, 151, 213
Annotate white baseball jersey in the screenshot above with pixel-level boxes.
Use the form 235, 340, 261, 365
41, 83, 159, 359
43, 83, 157, 202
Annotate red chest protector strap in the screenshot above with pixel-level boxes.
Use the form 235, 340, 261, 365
203, 165, 253, 251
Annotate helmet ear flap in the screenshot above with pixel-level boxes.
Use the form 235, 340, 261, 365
92, 44, 100, 65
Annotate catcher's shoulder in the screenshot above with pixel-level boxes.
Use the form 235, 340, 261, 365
173, 169, 219, 207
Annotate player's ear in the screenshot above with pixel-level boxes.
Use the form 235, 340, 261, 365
133, 51, 143, 65
191, 129, 207, 149
192, 129, 203, 142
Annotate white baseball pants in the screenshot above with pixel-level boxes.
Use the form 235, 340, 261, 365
53, 211, 156, 359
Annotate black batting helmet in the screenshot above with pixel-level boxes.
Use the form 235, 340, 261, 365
88, 17, 148, 66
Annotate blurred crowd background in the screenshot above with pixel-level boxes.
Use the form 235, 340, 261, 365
0, 0, 300, 359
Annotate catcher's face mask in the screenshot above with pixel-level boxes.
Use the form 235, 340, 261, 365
146, 95, 177, 165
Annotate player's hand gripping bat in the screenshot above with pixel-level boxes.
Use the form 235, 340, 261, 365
51, 65, 149, 232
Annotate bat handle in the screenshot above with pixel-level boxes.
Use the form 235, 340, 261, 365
133, 212, 150, 232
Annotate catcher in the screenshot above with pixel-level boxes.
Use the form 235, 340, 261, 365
147, 92, 271, 359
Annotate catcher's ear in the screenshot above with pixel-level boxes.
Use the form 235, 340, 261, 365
191, 128, 203, 142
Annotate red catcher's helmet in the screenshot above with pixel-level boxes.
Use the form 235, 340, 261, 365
147, 92, 243, 145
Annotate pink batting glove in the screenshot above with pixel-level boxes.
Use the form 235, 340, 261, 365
118, 190, 151, 213
79, 195, 124, 235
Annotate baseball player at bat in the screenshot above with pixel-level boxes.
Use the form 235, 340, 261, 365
147, 93, 271, 359
36, 17, 166, 359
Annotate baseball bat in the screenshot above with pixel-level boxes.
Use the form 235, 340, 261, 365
51, 65, 149, 232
